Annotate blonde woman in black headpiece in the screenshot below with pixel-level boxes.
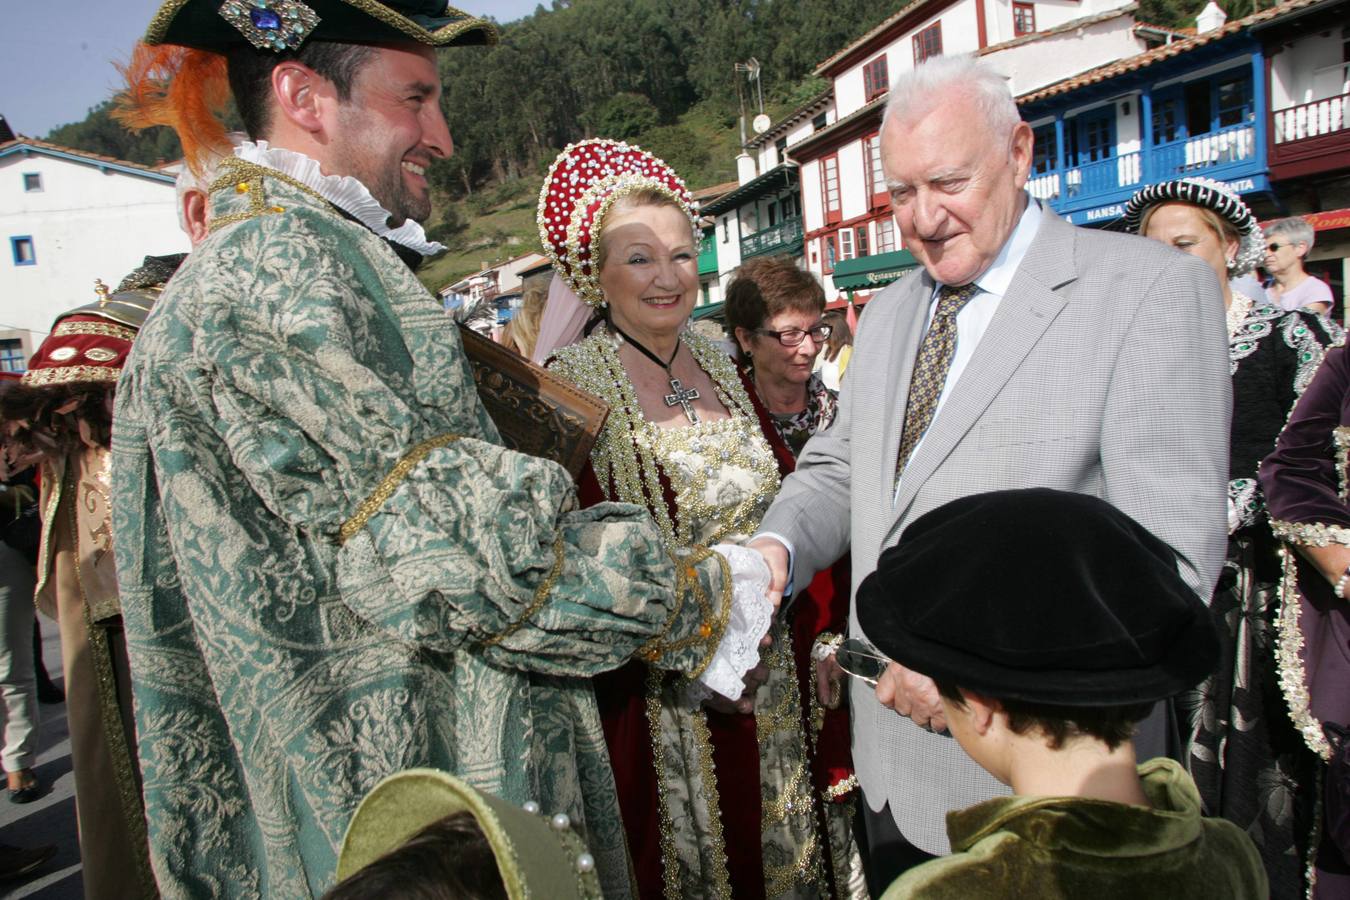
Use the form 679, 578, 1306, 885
1126, 176, 1343, 898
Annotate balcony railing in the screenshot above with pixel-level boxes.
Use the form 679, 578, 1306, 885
1274, 91, 1350, 144
1155, 124, 1257, 177
1027, 122, 1258, 211
741, 217, 804, 260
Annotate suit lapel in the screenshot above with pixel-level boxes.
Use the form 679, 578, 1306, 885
875, 273, 935, 510
885, 213, 1080, 542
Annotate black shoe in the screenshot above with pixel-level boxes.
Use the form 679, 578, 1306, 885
0, 843, 57, 880
36, 676, 63, 705
7, 770, 41, 804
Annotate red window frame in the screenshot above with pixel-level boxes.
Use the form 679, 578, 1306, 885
876, 216, 897, 254
1013, 2, 1036, 36
820, 233, 838, 274
854, 224, 870, 258
820, 154, 842, 225
913, 22, 943, 65
863, 55, 890, 102
862, 133, 888, 210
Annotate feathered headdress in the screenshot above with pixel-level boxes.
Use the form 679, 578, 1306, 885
112, 42, 231, 176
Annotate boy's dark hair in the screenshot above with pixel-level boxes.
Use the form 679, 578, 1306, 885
226, 41, 376, 139
933, 678, 1152, 752
321, 811, 508, 900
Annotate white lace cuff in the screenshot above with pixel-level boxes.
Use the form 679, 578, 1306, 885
694, 543, 774, 701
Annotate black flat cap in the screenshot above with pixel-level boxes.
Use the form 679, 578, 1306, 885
856, 488, 1219, 706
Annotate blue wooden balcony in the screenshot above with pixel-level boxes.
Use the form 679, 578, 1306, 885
1027, 122, 1265, 225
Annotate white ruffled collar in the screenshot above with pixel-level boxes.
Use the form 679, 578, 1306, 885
234, 141, 446, 257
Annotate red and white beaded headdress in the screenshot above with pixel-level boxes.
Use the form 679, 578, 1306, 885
537, 139, 697, 309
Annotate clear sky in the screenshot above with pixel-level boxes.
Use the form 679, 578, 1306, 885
0, 0, 546, 138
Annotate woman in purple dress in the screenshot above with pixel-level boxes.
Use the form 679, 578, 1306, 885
1261, 343, 1350, 898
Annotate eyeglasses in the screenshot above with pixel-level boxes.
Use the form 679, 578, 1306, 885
753, 324, 832, 347
1267, 242, 1287, 253
835, 638, 892, 687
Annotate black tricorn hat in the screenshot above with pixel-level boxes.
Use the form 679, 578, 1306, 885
144, 0, 498, 53
856, 488, 1219, 706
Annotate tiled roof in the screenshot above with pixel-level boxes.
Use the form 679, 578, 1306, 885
745, 89, 834, 150
813, 0, 949, 76
977, 4, 1139, 56
692, 180, 739, 202
1133, 20, 1195, 35
1017, 0, 1327, 105
700, 164, 799, 217
0, 136, 177, 181
784, 95, 888, 159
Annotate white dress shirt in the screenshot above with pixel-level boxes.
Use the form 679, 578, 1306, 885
894, 196, 1043, 502
760, 195, 1044, 593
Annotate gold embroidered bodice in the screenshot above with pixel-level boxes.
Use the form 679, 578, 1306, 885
548, 327, 781, 550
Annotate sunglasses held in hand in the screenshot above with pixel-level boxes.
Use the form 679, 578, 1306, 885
835, 638, 891, 687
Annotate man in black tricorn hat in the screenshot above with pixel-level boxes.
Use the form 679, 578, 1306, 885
111, 3, 773, 897
852, 488, 1266, 899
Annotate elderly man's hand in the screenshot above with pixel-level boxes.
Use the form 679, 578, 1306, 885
875, 662, 947, 733
816, 652, 844, 709
747, 536, 788, 613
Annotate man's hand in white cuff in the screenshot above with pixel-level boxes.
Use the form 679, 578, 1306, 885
747, 535, 790, 613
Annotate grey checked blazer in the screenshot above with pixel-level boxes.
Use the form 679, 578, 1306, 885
758, 210, 1231, 854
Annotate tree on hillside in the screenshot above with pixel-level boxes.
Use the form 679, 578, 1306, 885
596, 93, 661, 140
45, 101, 182, 165
51, 0, 897, 193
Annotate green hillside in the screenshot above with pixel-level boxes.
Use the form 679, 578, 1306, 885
418, 96, 757, 292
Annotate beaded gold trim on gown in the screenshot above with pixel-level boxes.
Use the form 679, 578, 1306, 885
550, 328, 837, 898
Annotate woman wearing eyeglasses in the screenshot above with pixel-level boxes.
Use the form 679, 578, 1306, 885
1125, 177, 1342, 899
725, 256, 838, 458
543, 141, 863, 900
1264, 216, 1334, 317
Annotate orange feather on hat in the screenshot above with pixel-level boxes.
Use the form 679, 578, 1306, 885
112, 42, 231, 175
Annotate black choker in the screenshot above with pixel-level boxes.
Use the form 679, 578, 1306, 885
611, 324, 701, 423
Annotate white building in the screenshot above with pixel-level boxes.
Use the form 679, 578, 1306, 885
0, 137, 185, 370
439, 251, 549, 324
724, 0, 1173, 308
792, 0, 1171, 305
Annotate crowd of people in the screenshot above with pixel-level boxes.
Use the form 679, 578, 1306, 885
1, 0, 1348, 898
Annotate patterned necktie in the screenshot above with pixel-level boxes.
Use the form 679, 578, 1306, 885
895, 283, 981, 478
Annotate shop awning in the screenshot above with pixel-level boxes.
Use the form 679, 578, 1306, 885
692, 301, 725, 321
831, 249, 919, 291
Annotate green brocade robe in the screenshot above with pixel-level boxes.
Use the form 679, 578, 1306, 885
880, 759, 1268, 900
111, 158, 731, 899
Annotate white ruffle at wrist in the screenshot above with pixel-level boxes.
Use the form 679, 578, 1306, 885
234, 141, 446, 256
694, 543, 774, 701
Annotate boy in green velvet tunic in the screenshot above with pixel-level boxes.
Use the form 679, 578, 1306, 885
853, 489, 1267, 900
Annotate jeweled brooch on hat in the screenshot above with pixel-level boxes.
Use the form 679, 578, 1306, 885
219, 0, 320, 52
537, 139, 697, 309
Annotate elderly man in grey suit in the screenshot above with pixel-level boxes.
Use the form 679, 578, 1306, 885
751, 55, 1231, 894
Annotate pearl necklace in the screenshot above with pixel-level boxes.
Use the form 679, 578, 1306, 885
1227, 293, 1254, 338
